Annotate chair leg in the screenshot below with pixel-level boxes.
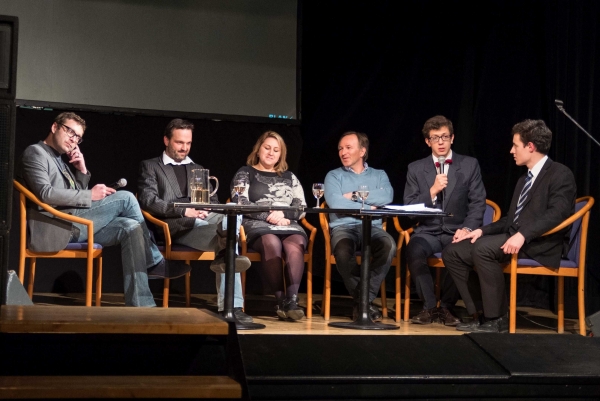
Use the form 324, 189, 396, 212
85, 255, 93, 307
557, 276, 565, 334
185, 266, 191, 308
18, 255, 26, 285
404, 268, 411, 322
27, 258, 36, 300
380, 282, 388, 318
323, 260, 332, 321
306, 259, 313, 318
509, 261, 518, 333
395, 261, 401, 322
578, 274, 586, 336
95, 257, 103, 307
163, 278, 170, 308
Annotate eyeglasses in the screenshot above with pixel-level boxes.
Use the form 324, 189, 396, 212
428, 134, 452, 142
59, 123, 83, 144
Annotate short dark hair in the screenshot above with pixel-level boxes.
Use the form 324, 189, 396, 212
164, 118, 194, 139
55, 112, 86, 132
511, 119, 552, 154
422, 115, 454, 139
339, 131, 369, 162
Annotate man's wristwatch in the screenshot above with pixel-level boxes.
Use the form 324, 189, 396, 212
462, 227, 473, 232
351, 191, 358, 201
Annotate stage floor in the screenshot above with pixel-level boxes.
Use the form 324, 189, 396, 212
27, 292, 584, 336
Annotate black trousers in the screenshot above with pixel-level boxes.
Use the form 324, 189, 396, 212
442, 233, 514, 317
405, 232, 459, 310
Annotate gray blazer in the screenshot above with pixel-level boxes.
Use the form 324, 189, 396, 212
16, 142, 92, 252
137, 156, 219, 238
404, 152, 486, 235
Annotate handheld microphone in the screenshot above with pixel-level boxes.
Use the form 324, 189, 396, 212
437, 157, 446, 174
108, 178, 127, 189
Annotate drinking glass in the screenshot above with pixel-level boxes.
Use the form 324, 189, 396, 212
233, 179, 246, 205
357, 185, 369, 209
312, 183, 325, 208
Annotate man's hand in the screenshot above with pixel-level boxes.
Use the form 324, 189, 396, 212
452, 228, 483, 243
266, 210, 285, 225
184, 208, 208, 219
500, 232, 525, 254
67, 145, 87, 174
91, 184, 116, 201
453, 228, 470, 242
430, 174, 448, 198
276, 218, 291, 226
343, 192, 353, 200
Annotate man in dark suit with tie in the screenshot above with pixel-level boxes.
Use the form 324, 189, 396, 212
17, 112, 191, 307
404, 115, 486, 325
137, 119, 252, 322
442, 119, 576, 333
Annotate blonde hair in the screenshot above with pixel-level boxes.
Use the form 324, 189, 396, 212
246, 131, 288, 175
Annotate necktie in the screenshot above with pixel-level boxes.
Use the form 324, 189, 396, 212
61, 161, 76, 189
513, 171, 533, 222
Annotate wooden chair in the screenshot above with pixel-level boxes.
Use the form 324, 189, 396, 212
141, 210, 215, 308
239, 216, 317, 317
502, 196, 594, 335
318, 201, 402, 321
398, 199, 501, 321
13, 180, 103, 307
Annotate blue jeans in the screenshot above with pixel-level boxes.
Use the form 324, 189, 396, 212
71, 191, 160, 307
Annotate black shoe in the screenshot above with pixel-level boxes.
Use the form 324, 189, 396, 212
437, 307, 462, 326
276, 295, 305, 321
221, 308, 253, 323
411, 307, 437, 325
210, 254, 251, 273
456, 314, 484, 332
473, 315, 509, 333
147, 259, 191, 279
352, 304, 383, 322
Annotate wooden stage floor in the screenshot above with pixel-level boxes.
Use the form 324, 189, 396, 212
22, 292, 584, 336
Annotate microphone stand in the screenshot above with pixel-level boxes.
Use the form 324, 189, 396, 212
555, 99, 600, 148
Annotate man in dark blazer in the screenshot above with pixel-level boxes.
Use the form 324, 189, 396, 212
137, 119, 252, 322
442, 119, 576, 333
404, 115, 486, 326
16, 112, 190, 307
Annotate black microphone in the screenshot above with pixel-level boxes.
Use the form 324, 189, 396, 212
555, 99, 600, 148
108, 178, 127, 189
437, 157, 445, 208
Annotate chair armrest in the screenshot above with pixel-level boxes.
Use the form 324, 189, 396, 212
300, 217, 317, 255
13, 180, 96, 246
239, 225, 248, 254
140, 209, 173, 257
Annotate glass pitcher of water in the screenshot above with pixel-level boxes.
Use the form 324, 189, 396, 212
189, 169, 219, 204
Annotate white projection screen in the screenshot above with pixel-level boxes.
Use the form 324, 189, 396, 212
2, 0, 298, 120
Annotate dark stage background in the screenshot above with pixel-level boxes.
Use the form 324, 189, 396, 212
7, 0, 600, 317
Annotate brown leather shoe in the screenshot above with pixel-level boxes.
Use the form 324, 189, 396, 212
410, 308, 436, 325
438, 307, 461, 326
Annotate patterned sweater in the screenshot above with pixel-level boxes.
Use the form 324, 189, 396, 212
231, 166, 307, 245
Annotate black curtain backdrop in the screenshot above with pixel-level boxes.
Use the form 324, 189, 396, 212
299, 0, 600, 316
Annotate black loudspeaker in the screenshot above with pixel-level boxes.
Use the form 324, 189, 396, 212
0, 15, 18, 100
0, 100, 15, 232
586, 310, 600, 336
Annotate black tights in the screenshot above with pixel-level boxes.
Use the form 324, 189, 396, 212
250, 234, 306, 301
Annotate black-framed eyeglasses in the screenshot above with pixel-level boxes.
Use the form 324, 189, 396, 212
428, 134, 452, 142
59, 123, 83, 144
